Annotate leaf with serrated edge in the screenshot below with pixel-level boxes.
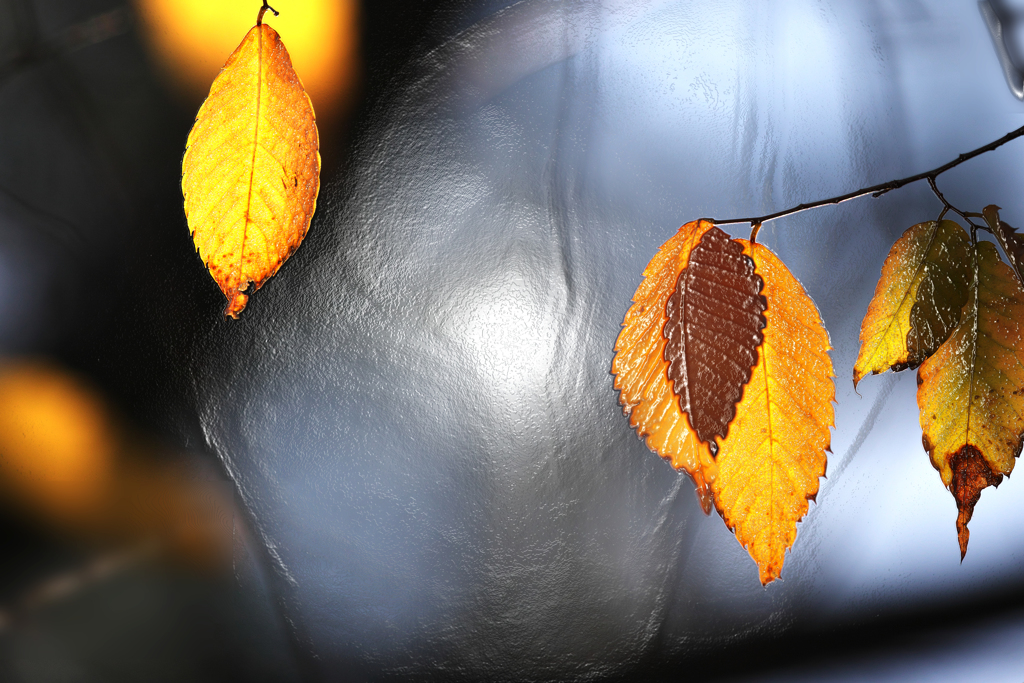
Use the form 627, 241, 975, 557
918, 241, 1024, 559
182, 22, 320, 318
854, 220, 970, 387
983, 205, 1024, 288
613, 220, 717, 513
712, 241, 834, 585
664, 227, 767, 444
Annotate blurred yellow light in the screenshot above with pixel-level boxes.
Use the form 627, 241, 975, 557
134, 0, 359, 123
0, 363, 115, 522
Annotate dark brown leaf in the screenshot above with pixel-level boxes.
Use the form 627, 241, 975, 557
663, 227, 767, 443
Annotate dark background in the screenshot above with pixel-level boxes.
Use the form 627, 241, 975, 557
2, 0, 1024, 680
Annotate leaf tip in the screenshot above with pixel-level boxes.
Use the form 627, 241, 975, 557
758, 563, 781, 586
957, 519, 968, 562
224, 292, 249, 319
696, 483, 713, 516
949, 445, 1002, 561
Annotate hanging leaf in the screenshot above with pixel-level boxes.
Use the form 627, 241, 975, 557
712, 241, 834, 585
917, 241, 1024, 558
664, 227, 767, 443
853, 220, 971, 387
612, 220, 718, 513
982, 205, 1024, 287
182, 20, 321, 318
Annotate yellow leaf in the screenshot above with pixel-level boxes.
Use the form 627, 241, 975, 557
182, 21, 320, 318
853, 220, 970, 387
713, 241, 834, 585
612, 220, 717, 513
917, 241, 1024, 558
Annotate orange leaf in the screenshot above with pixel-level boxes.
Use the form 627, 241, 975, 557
853, 220, 970, 387
917, 241, 1024, 559
612, 220, 717, 513
712, 241, 834, 585
182, 21, 320, 318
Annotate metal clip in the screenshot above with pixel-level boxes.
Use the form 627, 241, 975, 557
980, 0, 1024, 99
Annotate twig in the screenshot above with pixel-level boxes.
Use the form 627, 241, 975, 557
927, 177, 982, 229
706, 124, 1024, 227
0, 540, 160, 634
257, 1, 279, 26
0, 7, 132, 86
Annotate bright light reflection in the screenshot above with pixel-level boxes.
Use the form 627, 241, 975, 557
454, 275, 559, 399
134, 0, 359, 122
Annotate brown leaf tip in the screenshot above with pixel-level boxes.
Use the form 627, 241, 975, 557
664, 227, 767, 444
224, 292, 249, 319
949, 445, 1002, 560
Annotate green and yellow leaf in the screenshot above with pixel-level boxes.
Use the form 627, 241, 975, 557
918, 241, 1024, 558
854, 220, 971, 387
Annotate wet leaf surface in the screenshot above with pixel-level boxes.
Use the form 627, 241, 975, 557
918, 241, 1024, 558
712, 241, 834, 585
983, 204, 1024, 288
854, 220, 970, 387
664, 226, 767, 443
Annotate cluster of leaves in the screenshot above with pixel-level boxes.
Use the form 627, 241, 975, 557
855, 208, 1024, 559
613, 220, 834, 584
613, 200, 1024, 584
181, 3, 1024, 589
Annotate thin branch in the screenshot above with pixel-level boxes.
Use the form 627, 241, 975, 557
0, 540, 160, 634
706, 123, 1024, 227
257, 1, 279, 26
0, 7, 132, 87
927, 177, 981, 229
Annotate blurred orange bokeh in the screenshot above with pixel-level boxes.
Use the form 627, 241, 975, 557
0, 361, 231, 570
0, 363, 115, 524
134, 0, 359, 128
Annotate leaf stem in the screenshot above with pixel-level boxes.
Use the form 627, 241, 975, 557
749, 221, 762, 244
927, 176, 982, 229
257, 1, 278, 26
705, 123, 1024, 228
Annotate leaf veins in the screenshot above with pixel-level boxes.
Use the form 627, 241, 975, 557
918, 241, 1024, 558
182, 21, 320, 318
854, 220, 970, 387
664, 227, 767, 444
712, 241, 834, 585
